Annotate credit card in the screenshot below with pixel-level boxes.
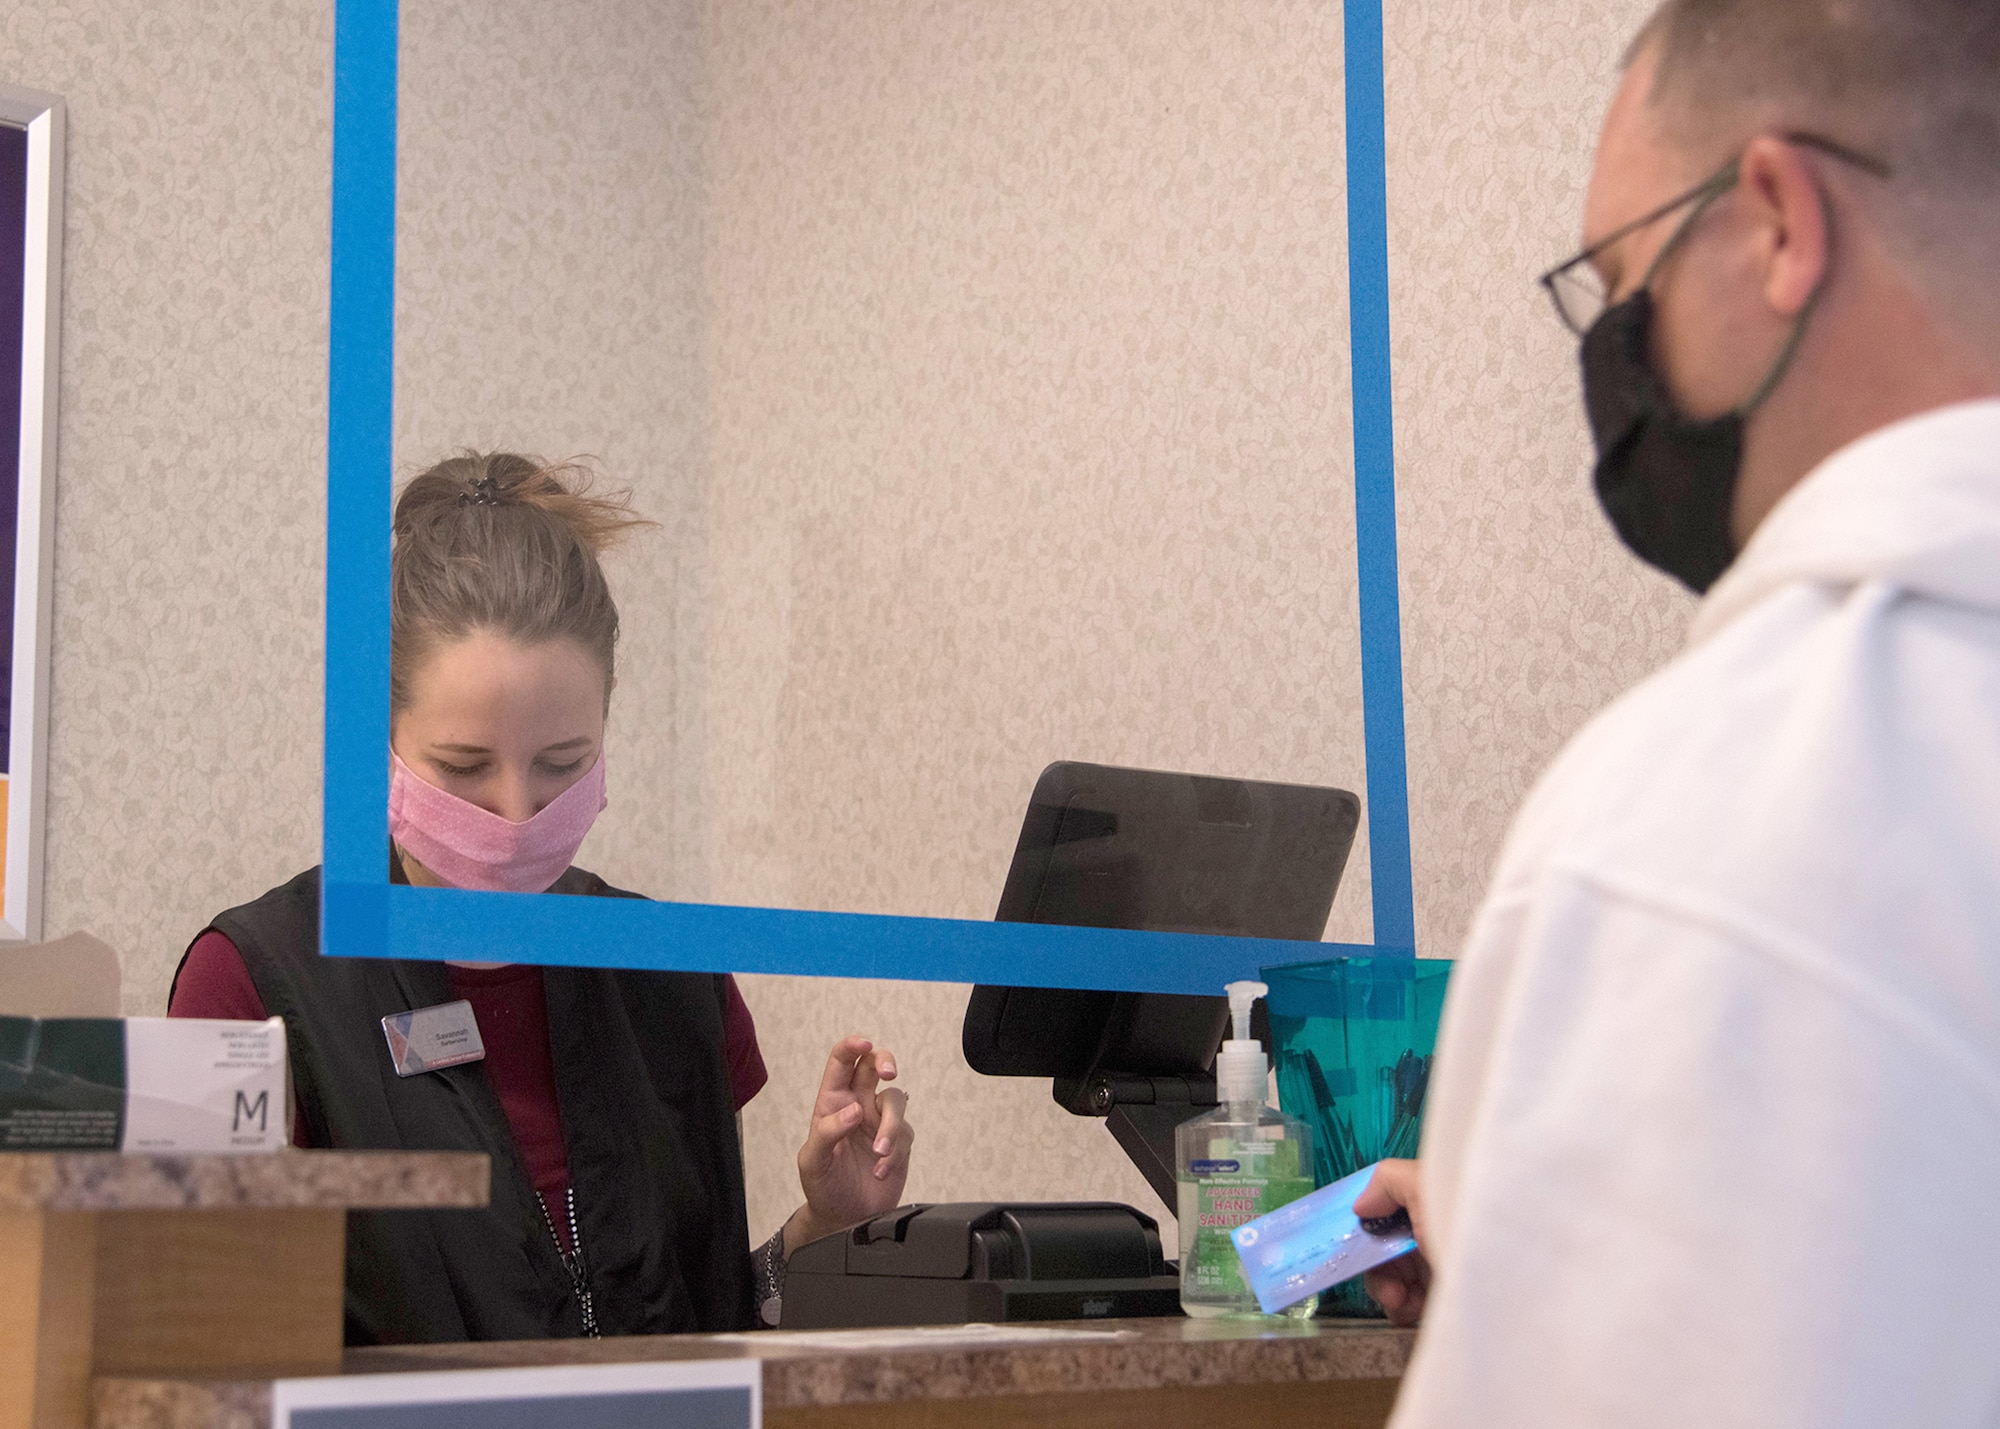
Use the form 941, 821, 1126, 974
1229, 1160, 1418, 1314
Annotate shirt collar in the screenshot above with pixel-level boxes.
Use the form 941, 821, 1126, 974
1690, 398, 2000, 646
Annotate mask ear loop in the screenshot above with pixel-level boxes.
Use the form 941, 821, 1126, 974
1734, 188, 1836, 418
1631, 159, 1832, 421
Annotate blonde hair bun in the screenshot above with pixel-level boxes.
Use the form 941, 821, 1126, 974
390, 451, 656, 713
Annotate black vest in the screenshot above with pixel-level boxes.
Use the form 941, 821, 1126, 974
176, 866, 755, 1344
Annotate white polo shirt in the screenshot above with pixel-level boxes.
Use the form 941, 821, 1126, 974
1395, 401, 2000, 1428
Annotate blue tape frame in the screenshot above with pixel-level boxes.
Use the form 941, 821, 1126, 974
322, 0, 1413, 993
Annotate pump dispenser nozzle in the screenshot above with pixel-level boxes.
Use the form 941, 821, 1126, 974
1216, 979, 1271, 1106
1225, 980, 1265, 1042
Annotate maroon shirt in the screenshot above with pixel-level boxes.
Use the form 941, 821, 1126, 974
171, 931, 769, 1254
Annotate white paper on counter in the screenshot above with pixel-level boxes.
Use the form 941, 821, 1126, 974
274, 1360, 760, 1429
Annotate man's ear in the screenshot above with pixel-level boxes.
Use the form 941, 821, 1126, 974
1740, 135, 1831, 318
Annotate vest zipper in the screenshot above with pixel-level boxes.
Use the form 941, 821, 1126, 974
537, 1186, 599, 1337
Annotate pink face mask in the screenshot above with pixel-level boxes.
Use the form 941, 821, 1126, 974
388, 752, 608, 893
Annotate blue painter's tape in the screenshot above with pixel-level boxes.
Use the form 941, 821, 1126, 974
322, 876, 389, 964
1342, 0, 1417, 953
321, 0, 1419, 981
324, 0, 397, 896
337, 878, 1370, 996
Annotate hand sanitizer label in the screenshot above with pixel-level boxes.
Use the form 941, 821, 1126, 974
1178, 1143, 1315, 1299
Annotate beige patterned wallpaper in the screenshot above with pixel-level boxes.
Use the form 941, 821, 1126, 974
3, 0, 332, 1006
700, 0, 1371, 1233
706, 0, 1691, 1238
7, 0, 1688, 1244
392, 0, 705, 905
1386, 0, 1694, 963
692, 0, 1370, 936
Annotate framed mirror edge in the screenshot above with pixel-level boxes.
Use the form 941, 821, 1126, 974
0, 81, 64, 944
321, 0, 1418, 990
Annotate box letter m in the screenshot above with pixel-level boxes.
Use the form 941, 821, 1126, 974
233, 1089, 270, 1132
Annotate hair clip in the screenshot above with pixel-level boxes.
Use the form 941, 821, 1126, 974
459, 475, 504, 507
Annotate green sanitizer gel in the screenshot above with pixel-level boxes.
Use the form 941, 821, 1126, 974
1176, 979, 1319, 1318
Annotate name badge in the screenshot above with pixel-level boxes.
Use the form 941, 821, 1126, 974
381, 1000, 486, 1077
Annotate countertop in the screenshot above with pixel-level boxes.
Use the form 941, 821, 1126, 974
0, 1150, 490, 1211
93, 1316, 1415, 1428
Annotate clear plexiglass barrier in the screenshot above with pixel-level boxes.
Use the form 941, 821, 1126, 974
326, 0, 1411, 993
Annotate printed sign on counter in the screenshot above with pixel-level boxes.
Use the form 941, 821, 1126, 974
272, 1361, 761, 1429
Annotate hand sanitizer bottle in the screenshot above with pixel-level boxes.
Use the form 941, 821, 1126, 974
1176, 979, 1318, 1317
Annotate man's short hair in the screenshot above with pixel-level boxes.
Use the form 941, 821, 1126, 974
1633, 0, 2000, 331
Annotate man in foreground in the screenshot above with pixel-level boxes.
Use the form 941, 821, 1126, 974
1361, 2, 2000, 1423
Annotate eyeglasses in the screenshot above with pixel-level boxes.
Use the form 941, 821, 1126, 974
1537, 132, 1892, 337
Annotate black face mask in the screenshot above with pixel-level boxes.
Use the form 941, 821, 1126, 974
1580, 276, 1823, 595
1580, 289, 1743, 594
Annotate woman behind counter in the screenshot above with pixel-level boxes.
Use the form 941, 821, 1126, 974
169, 452, 913, 1342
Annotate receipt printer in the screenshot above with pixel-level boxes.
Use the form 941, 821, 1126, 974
780, 1202, 1183, 1328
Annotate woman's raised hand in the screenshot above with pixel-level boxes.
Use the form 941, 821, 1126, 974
784, 1036, 915, 1255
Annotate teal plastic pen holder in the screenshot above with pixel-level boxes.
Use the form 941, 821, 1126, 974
1263, 955, 1452, 1315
